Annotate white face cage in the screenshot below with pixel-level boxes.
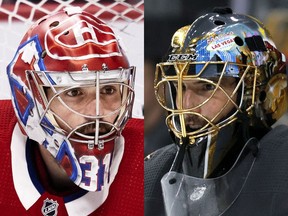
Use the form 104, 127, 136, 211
26, 66, 135, 150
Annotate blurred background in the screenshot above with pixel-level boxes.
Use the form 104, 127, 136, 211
144, 0, 288, 156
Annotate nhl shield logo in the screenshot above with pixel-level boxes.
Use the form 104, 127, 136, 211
41, 198, 59, 216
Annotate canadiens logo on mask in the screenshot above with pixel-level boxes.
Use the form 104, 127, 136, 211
45, 16, 122, 60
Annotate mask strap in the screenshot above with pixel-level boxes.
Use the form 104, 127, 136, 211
170, 137, 189, 172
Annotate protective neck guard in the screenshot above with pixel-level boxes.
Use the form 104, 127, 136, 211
161, 137, 259, 216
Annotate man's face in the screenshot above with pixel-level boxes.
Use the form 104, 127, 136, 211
46, 84, 122, 136
175, 77, 237, 130
40, 84, 124, 190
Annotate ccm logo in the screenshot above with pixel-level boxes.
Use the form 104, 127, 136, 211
167, 53, 198, 62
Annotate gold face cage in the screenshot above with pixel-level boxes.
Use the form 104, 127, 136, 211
154, 61, 262, 145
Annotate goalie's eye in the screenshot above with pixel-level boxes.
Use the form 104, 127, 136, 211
66, 88, 83, 97
100, 85, 117, 95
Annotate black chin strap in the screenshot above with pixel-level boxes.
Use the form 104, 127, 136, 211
170, 137, 189, 172
237, 111, 251, 143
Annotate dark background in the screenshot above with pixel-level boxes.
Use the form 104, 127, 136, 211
144, 0, 288, 155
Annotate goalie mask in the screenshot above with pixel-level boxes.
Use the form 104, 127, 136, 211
7, 7, 135, 192
156, 8, 287, 216
155, 9, 287, 177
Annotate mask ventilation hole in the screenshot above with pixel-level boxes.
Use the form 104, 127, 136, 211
38, 18, 46, 25
234, 36, 244, 46
41, 50, 47, 59
214, 20, 225, 25
169, 178, 177, 184
29, 109, 34, 117
54, 139, 59, 148
49, 21, 59, 28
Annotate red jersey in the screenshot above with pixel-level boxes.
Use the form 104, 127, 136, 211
0, 100, 144, 216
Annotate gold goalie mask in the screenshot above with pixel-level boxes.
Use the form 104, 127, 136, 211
155, 8, 287, 178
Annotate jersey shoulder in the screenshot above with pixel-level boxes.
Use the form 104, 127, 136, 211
0, 100, 17, 130
0, 100, 28, 214
144, 144, 177, 216
225, 125, 288, 215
